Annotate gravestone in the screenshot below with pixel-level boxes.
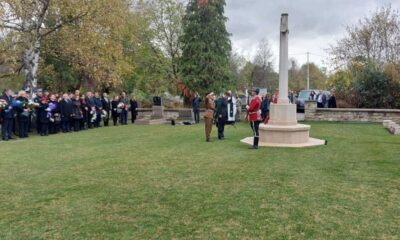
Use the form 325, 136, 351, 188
136, 97, 168, 125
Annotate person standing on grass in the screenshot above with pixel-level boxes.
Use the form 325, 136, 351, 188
93, 92, 103, 128
38, 95, 50, 136
72, 95, 83, 132
33, 89, 43, 134
80, 94, 88, 130
120, 91, 130, 125
15, 91, 31, 138
192, 93, 201, 124
130, 96, 138, 124
59, 93, 73, 133
1, 89, 15, 141
49, 94, 60, 134
204, 92, 216, 142
215, 92, 229, 140
102, 92, 111, 127
111, 96, 121, 126
247, 88, 262, 149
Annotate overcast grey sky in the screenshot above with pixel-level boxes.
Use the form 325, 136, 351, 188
225, 0, 400, 69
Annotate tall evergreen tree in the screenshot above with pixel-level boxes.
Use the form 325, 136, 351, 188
180, 0, 232, 96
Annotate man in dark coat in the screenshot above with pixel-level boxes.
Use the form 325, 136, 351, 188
316, 90, 327, 108
93, 92, 103, 128
130, 96, 138, 124
101, 92, 111, 127
33, 89, 43, 134
215, 92, 228, 140
59, 93, 73, 133
1, 89, 15, 141
192, 93, 201, 124
328, 93, 337, 108
86, 92, 95, 129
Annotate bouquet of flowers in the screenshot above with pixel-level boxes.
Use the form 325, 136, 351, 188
117, 102, 125, 114
46, 102, 57, 121
0, 99, 8, 111
101, 110, 107, 119
28, 100, 40, 110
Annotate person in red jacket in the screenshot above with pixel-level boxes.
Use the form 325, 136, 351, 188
246, 88, 262, 149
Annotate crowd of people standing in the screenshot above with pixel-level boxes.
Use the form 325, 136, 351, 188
0, 89, 139, 141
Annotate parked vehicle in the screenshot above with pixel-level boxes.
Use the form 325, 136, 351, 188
296, 89, 330, 112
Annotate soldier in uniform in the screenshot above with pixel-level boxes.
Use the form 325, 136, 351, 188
204, 92, 215, 142
247, 88, 262, 149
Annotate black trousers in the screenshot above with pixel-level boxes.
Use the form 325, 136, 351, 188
49, 122, 59, 134
120, 110, 128, 125
74, 119, 81, 132
317, 102, 324, 108
2, 118, 13, 140
112, 116, 118, 126
81, 112, 87, 130
87, 112, 93, 129
193, 110, 200, 124
217, 118, 226, 139
62, 120, 70, 132
250, 121, 261, 147
18, 118, 29, 138
36, 111, 41, 134
94, 113, 101, 128
131, 111, 137, 123
41, 123, 49, 136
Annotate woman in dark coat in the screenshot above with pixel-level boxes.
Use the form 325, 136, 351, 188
111, 96, 120, 126
59, 93, 73, 133
71, 95, 83, 132
38, 96, 50, 136
130, 96, 138, 124
15, 91, 30, 138
260, 94, 271, 121
80, 94, 88, 130
49, 94, 60, 134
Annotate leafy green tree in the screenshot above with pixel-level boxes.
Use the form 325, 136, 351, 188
180, 0, 232, 96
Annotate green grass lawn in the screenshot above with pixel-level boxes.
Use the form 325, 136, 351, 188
0, 122, 399, 239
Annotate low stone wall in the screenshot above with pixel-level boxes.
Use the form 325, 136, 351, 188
305, 101, 400, 123
137, 108, 200, 120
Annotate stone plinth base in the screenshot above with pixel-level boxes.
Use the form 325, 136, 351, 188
260, 123, 311, 144
240, 136, 325, 148
240, 123, 325, 148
